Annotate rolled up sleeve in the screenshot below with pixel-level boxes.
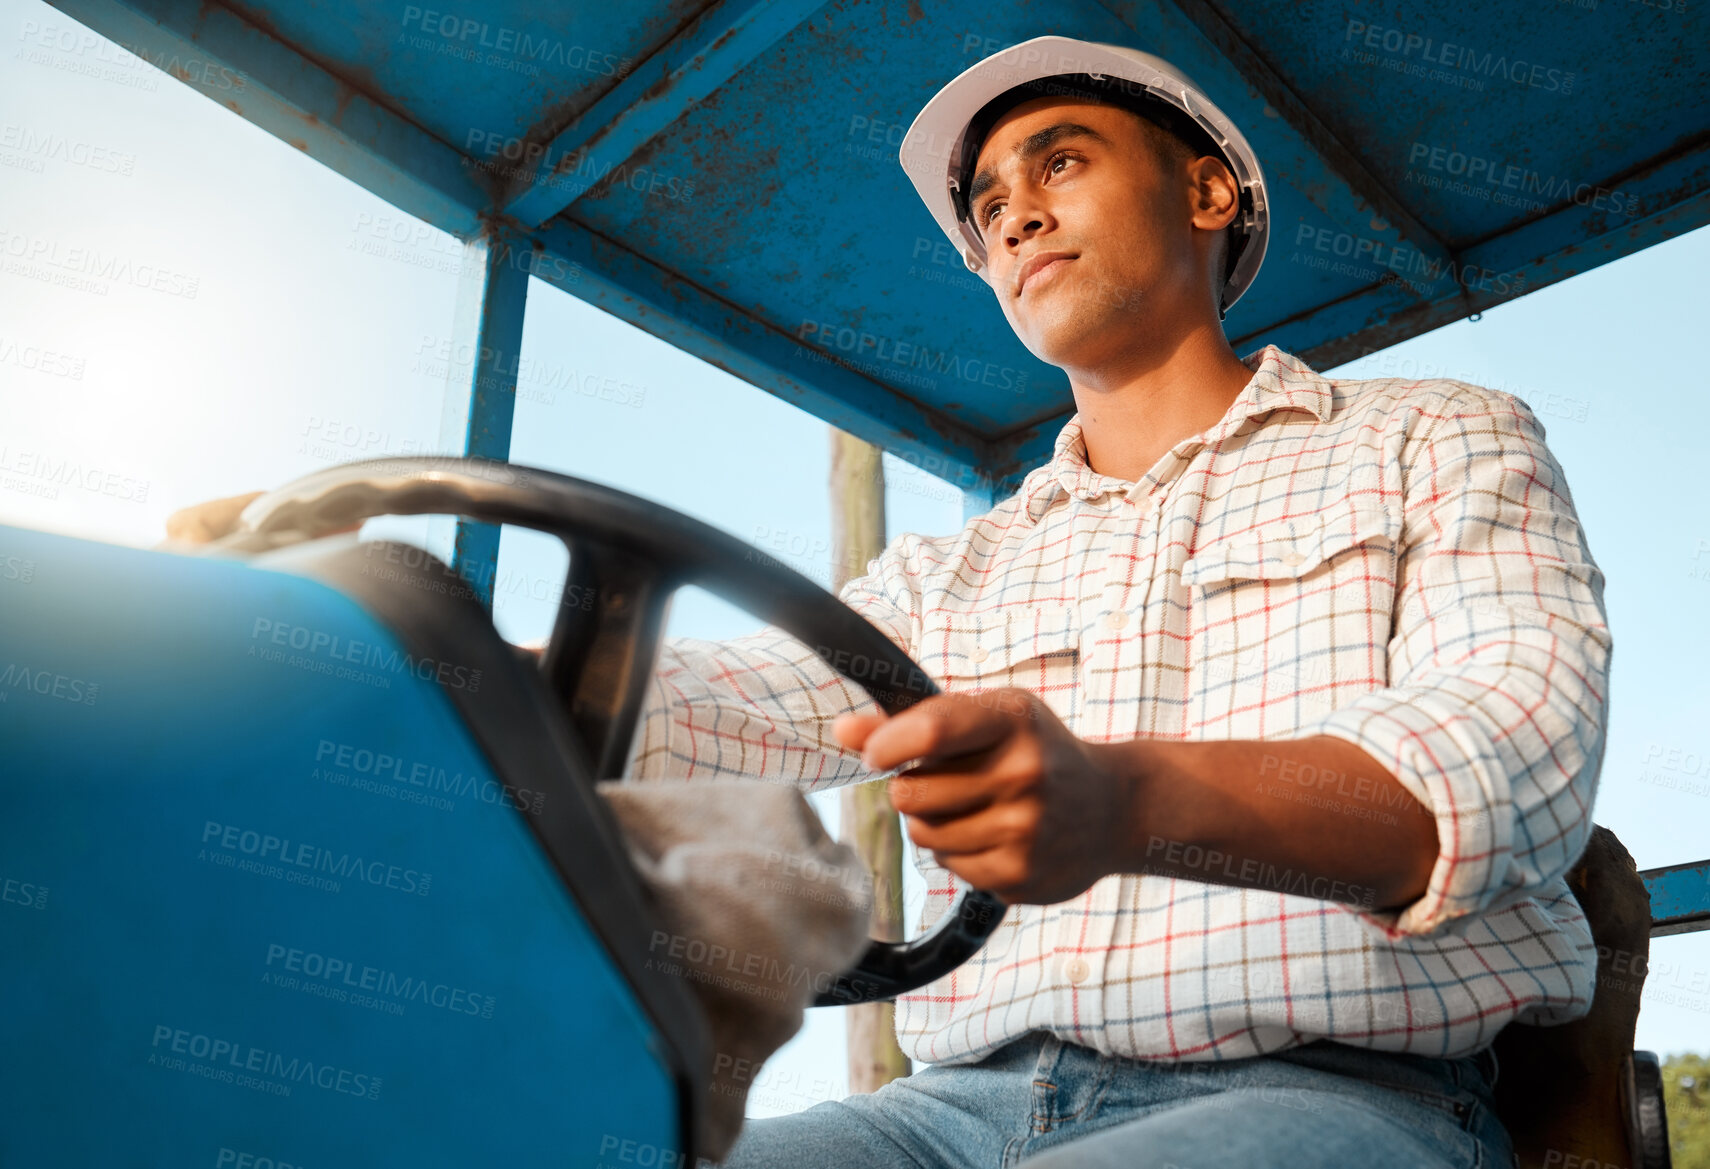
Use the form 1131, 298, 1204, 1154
626, 537, 924, 791
1304, 388, 1611, 939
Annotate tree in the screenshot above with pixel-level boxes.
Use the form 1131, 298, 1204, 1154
829, 428, 910, 1093
1666, 1053, 1710, 1168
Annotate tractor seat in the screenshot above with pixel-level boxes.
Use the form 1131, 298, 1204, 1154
1492, 825, 1670, 1168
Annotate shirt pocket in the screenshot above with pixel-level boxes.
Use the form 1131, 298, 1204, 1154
915, 603, 1082, 725
1180, 499, 1400, 738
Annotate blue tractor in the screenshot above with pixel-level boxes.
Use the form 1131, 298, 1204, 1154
0, 458, 1005, 1167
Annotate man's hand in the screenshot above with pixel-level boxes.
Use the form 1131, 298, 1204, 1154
160, 488, 362, 549
833, 689, 1133, 905
161, 490, 266, 547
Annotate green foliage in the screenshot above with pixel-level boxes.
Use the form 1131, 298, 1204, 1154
1666, 1054, 1710, 1169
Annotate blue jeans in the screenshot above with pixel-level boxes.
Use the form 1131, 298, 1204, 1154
720, 1033, 1513, 1168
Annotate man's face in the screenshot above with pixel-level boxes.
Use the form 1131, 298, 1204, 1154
966, 97, 1218, 371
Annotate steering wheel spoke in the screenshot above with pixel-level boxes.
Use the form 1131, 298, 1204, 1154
542, 542, 675, 782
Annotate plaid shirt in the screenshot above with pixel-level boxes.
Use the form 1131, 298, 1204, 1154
631, 344, 1610, 1065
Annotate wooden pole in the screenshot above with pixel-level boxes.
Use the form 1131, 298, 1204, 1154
829, 428, 911, 1094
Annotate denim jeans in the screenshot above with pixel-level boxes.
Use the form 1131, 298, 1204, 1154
720, 1032, 1513, 1169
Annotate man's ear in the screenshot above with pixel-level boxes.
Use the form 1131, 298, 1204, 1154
1187, 156, 1241, 234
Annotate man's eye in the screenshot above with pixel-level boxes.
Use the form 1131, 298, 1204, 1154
977, 154, 1076, 228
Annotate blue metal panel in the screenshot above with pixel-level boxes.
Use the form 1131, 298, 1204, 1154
437, 222, 535, 606
1180, 1, 1707, 250
226, 0, 715, 163
503, 0, 829, 227
0, 526, 680, 1166
1643, 862, 1710, 937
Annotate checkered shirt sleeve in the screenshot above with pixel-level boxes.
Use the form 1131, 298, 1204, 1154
627, 546, 923, 790
1304, 387, 1611, 939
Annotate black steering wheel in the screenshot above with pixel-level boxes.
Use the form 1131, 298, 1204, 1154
216, 456, 1005, 1005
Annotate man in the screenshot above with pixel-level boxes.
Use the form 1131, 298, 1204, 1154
164, 36, 1607, 1169
628, 36, 1609, 1169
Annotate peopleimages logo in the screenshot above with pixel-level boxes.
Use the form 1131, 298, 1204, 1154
797, 320, 1029, 393
0, 122, 136, 174
0, 446, 149, 502
200, 820, 433, 896
399, 7, 632, 78
264, 942, 497, 1019
464, 129, 695, 203
0, 661, 99, 705
2, 875, 49, 910
1290, 224, 1526, 297
248, 617, 482, 692
16, 19, 247, 92
149, 1024, 381, 1100
0, 335, 87, 380
1405, 142, 1636, 217
0, 228, 201, 298
313, 739, 545, 813
1342, 20, 1575, 94
843, 113, 958, 166
412, 334, 648, 407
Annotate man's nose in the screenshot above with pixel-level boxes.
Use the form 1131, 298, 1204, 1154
1005, 217, 1046, 248
1000, 191, 1054, 251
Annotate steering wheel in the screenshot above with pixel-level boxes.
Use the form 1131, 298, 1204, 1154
214, 456, 1006, 1006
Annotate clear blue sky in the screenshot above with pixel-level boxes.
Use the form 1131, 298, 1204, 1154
3, 0, 1707, 1093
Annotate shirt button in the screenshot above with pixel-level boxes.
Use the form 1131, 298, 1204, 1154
1280, 549, 1306, 567
1103, 610, 1129, 630
969, 645, 990, 664
1064, 957, 1091, 984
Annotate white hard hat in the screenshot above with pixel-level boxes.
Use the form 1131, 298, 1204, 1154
898, 35, 1269, 313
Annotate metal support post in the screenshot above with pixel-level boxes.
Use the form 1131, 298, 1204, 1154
438, 220, 535, 609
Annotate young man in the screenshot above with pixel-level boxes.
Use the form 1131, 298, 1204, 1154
630, 37, 1610, 1169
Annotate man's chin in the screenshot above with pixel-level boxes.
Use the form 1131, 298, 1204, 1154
1013, 314, 1123, 370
